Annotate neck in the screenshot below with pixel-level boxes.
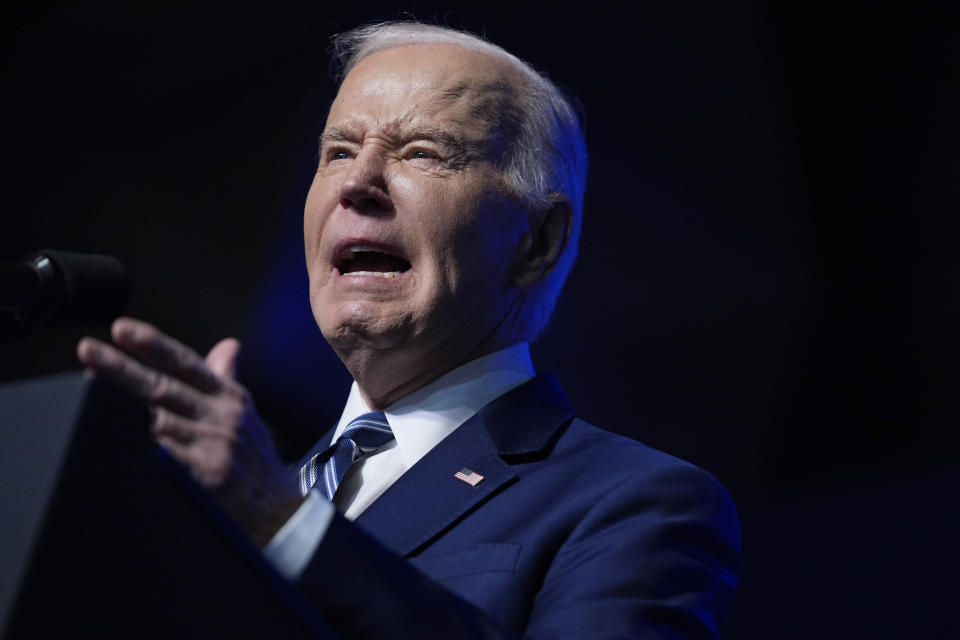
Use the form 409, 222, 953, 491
341, 332, 514, 410
335, 286, 530, 409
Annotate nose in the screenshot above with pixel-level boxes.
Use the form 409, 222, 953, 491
338, 148, 393, 215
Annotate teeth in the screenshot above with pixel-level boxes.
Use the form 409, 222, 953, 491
339, 244, 395, 260
338, 245, 377, 260
346, 271, 401, 278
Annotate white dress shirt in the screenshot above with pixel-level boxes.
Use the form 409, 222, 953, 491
264, 342, 535, 578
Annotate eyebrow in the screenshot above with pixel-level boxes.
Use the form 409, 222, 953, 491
319, 124, 473, 155
406, 127, 472, 152
319, 127, 356, 147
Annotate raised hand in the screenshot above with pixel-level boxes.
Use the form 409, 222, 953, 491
77, 317, 302, 546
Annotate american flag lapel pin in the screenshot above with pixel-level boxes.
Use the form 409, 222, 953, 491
454, 467, 484, 487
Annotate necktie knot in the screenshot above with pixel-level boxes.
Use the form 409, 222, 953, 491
340, 412, 393, 449
298, 411, 393, 499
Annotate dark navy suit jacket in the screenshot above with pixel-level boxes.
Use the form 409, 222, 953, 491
290, 375, 741, 639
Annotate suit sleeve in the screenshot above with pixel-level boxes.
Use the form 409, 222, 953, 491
523, 463, 741, 640
290, 460, 739, 640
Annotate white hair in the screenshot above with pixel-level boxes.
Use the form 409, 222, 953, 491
330, 21, 589, 340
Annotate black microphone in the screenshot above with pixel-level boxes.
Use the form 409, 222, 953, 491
0, 250, 130, 332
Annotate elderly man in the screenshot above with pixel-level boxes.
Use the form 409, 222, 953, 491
78, 22, 740, 639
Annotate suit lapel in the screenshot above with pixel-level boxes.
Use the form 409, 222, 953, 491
355, 374, 574, 557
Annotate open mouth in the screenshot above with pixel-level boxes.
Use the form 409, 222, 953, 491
336, 244, 411, 279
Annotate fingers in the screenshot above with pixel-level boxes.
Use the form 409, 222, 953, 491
206, 338, 241, 379
77, 336, 207, 418
154, 434, 190, 465
111, 317, 223, 393
76, 317, 266, 500
153, 433, 222, 486
151, 407, 198, 443
152, 413, 234, 489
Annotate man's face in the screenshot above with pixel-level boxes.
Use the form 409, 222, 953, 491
304, 44, 529, 382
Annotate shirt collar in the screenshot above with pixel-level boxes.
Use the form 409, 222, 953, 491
333, 342, 535, 469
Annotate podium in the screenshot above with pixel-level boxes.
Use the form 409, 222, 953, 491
0, 372, 336, 638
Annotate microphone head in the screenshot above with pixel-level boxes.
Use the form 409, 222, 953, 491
37, 249, 131, 326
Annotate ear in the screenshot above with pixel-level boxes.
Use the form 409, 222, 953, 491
512, 194, 573, 289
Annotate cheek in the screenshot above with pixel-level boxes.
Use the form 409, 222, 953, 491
303, 174, 335, 260
447, 209, 525, 290
393, 174, 469, 255
423, 190, 481, 271
446, 183, 522, 251
391, 172, 449, 222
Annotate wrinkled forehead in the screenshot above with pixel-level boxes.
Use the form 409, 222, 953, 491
328, 44, 525, 144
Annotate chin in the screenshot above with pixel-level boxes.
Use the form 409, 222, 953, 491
319, 304, 410, 354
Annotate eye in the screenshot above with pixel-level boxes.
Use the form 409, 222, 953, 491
408, 148, 438, 161
324, 146, 354, 162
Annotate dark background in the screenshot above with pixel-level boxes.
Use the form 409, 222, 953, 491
2, 1, 959, 637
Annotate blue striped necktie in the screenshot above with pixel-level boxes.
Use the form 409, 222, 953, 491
298, 411, 394, 500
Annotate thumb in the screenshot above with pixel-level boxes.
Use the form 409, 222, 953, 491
206, 338, 241, 379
